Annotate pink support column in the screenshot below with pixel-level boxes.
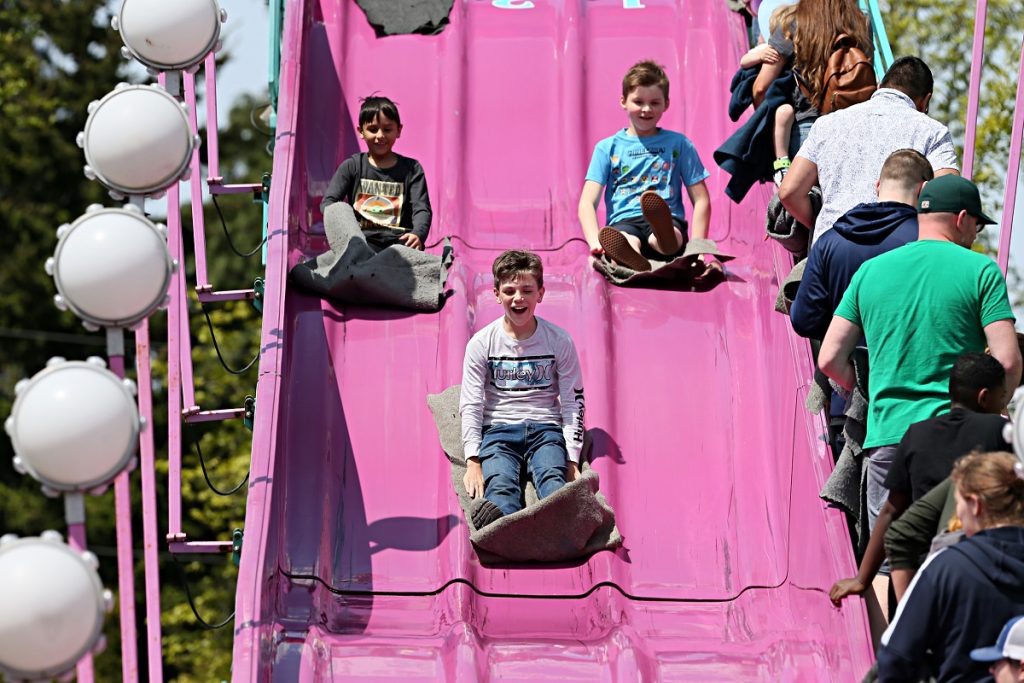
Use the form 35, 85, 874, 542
205, 53, 222, 183
996, 35, 1024, 275
184, 72, 211, 291
962, 0, 989, 179
107, 349, 139, 683
166, 179, 185, 541
66, 521, 95, 683
134, 320, 165, 683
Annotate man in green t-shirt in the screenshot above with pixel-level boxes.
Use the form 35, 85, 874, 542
818, 175, 1021, 540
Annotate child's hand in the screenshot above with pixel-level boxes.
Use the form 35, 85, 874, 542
828, 577, 867, 607
398, 233, 424, 250
589, 243, 604, 256
567, 460, 581, 482
463, 457, 484, 498
695, 254, 724, 280
761, 46, 781, 64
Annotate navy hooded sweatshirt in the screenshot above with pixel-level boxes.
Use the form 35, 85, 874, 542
789, 201, 918, 342
877, 526, 1024, 682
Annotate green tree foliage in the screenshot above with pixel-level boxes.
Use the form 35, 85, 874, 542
882, 0, 1023, 207
0, 0, 273, 679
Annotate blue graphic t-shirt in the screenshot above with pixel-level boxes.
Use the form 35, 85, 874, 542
585, 128, 709, 225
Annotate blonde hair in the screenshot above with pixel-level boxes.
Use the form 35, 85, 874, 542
952, 452, 1024, 527
791, 0, 872, 107
769, 4, 797, 36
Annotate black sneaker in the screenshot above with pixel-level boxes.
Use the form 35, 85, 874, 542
470, 498, 505, 528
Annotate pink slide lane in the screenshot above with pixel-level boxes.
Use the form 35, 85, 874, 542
231, 1, 876, 680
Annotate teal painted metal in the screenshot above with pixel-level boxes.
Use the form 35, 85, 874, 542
861, 0, 895, 79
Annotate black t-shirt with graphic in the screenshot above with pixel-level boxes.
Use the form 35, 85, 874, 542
321, 152, 432, 242
884, 408, 1010, 501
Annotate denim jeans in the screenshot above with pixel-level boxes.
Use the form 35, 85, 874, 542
479, 422, 568, 516
788, 118, 816, 159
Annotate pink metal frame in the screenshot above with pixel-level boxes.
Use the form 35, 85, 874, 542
997, 36, 1024, 274
961, 0, 988, 179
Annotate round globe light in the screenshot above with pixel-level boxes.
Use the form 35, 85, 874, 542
112, 0, 226, 72
78, 84, 195, 196
0, 534, 111, 681
48, 205, 174, 329
5, 358, 141, 493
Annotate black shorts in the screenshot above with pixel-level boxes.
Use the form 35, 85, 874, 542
608, 215, 688, 260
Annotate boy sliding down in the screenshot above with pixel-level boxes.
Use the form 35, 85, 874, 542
460, 251, 585, 528
579, 59, 715, 275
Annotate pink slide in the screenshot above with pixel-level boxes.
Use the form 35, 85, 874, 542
231, 0, 875, 680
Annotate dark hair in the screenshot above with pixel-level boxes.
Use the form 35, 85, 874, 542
492, 250, 544, 289
949, 352, 1005, 408
622, 60, 670, 101
358, 95, 402, 128
880, 57, 934, 101
879, 148, 934, 188
952, 452, 1024, 526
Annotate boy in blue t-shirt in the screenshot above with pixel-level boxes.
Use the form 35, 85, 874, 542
578, 60, 714, 274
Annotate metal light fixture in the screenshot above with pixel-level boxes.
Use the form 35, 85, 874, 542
112, 0, 227, 73
5, 357, 142, 495
78, 84, 197, 198
0, 532, 112, 682
47, 204, 175, 330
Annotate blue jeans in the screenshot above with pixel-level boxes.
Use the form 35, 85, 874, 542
479, 422, 568, 516
788, 118, 816, 159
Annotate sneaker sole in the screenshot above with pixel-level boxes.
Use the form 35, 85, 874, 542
640, 191, 680, 254
598, 227, 651, 272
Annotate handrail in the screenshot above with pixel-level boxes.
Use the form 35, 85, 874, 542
962, 0, 989, 179
860, 0, 894, 79
268, 0, 285, 127
996, 35, 1024, 275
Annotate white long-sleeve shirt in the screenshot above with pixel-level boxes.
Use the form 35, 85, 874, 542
459, 316, 585, 462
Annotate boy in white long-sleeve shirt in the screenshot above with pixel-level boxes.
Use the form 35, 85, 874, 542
460, 250, 586, 528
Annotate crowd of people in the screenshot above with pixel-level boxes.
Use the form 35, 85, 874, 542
318, 3, 1024, 679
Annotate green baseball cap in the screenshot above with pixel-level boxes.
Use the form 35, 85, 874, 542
917, 175, 996, 225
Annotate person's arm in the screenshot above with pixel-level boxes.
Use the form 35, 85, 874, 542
321, 156, 357, 213
818, 316, 862, 391
752, 59, 785, 109
829, 489, 910, 605
578, 180, 606, 255
984, 319, 1022, 394
778, 156, 819, 228
789, 243, 832, 340
740, 43, 780, 69
402, 160, 432, 249
555, 332, 585, 481
927, 129, 961, 178
885, 478, 952, 602
459, 337, 489, 498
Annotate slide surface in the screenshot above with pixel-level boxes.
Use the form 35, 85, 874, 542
232, 1, 876, 680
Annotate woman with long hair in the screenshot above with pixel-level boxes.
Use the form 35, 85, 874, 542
877, 452, 1024, 682
753, 0, 872, 160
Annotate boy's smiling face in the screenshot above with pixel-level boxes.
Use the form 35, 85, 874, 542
495, 272, 544, 337
357, 113, 402, 161
621, 85, 668, 137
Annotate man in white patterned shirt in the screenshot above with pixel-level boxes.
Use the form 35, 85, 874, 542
779, 56, 960, 244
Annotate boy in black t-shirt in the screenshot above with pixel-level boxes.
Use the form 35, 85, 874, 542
321, 96, 432, 252
828, 352, 1010, 606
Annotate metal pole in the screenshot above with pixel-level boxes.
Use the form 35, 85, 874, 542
997, 35, 1024, 275
106, 328, 139, 683
134, 320, 165, 683
963, 0, 989, 179
65, 494, 95, 683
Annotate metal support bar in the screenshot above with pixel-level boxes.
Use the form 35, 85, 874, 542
204, 53, 222, 184
134, 320, 164, 683
107, 350, 139, 683
996, 35, 1024, 275
196, 289, 256, 304
183, 73, 210, 291
208, 182, 264, 195
168, 540, 235, 554
65, 498, 94, 683
183, 407, 248, 424
963, 0, 989, 179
